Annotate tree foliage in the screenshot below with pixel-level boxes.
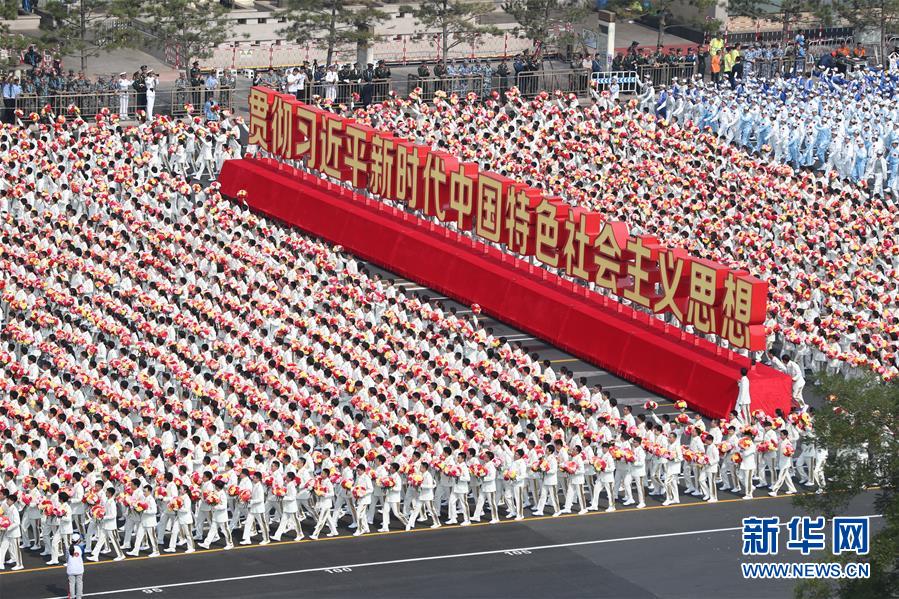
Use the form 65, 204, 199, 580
138, 0, 235, 76
277, 0, 387, 66
412, 0, 501, 61
41, 0, 142, 71
502, 0, 592, 56
793, 373, 899, 598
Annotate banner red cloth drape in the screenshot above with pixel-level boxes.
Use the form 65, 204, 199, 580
218, 158, 792, 419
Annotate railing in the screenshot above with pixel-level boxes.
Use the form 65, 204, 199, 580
635, 63, 698, 87
169, 86, 238, 116
254, 79, 394, 106
590, 71, 640, 94
12, 86, 236, 120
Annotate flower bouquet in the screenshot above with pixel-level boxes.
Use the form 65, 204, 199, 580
408, 473, 424, 487
502, 469, 517, 481
90, 504, 106, 520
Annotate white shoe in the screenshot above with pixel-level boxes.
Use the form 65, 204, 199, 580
445, 519, 457, 525
239, 540, 252, 545
578, 509, 588, 515
622, 500, 634, 506
768, 491, 778, 497
551, 512, 561, 518
490, 518, 500, 523
327, 531, 338, 537
114, 555, 126, 561
260, 540, 270, 545
636, 503, 645, 509
707, 498, 718, 503
310, 534, 319, 540
530, 511, 543, 517
662, 499, 672, 506
558, 509, 571, 514
430, 523, 441, 529
353, 530, 362, 537
785, 490, 797, 495
47, 559, 59, 565
149, 552, 160, 558
11, 565, 23, 570
742, 495, 753, 500
460, 521, 470, 527
378, 527, 389, 533
164, 548, 176, 553
514, 515, 524, 521
223, 544, 234, 550
605, 506, 616, 512
87, 555, 99, 562
405, 525, 412, 531
185, 548, 195, 554
198, 542, 210, 549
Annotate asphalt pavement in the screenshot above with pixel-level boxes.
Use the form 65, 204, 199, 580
2, 490, 879, 599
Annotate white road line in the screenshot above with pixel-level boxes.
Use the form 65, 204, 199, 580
42, 515, 882, 598
600, 384, 635, 390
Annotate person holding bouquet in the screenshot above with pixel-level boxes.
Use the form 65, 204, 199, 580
561, 446, 588, 515
273, 472, 304, 541
589, 443, 617, 512
199, 481, 232, 550
88, 487, 125, 562
164, 482, 195, 554
769, 430, 798, 497
0, 493, 23, 570
379, 463, 408, 532
128, 485, 159, 557
241, 472, 270, 546
407, 462, 440, 530
509, 448, 529, 520
738, 433, 758, 500
446, 453, 472, 526
48, 491, 73, 565
472, 452, 499, 524
351, 464, 373, 537
622, 438, 647, 509
663, 435, 683, 506
533, 445, 560, 517
310, 469, 337, 541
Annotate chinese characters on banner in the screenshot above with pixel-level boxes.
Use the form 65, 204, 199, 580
247, 86, 768, 350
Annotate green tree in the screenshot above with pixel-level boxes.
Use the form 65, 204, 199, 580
502, 0, 592, 58
41, 0, 141, 72
138, 0, 235, 78
607, 0, 718, 47
793, 373, 899, 598
413, 0, 501, 62
277, 0, 386, 66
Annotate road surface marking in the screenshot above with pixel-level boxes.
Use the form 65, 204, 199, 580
43, 513, 882, 598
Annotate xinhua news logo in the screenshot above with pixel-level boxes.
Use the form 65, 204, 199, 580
740, 516, 871, 579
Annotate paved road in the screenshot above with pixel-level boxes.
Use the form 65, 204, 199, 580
3, 490, 879, 599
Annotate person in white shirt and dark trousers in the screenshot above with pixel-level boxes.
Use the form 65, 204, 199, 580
66, 534, 86, 599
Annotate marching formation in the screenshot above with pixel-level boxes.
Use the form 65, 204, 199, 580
0, 111, 826, 569
351, 84, 899, 382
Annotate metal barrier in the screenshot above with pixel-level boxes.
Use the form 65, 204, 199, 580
590, 71, 640, 94
635, 63, 697, 87
12, 86, 236, 120
405, 74, 487, 102
169, 86, 237, 116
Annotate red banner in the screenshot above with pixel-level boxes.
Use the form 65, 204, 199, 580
218, 157, 791, 418
247, 87, 768, 351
